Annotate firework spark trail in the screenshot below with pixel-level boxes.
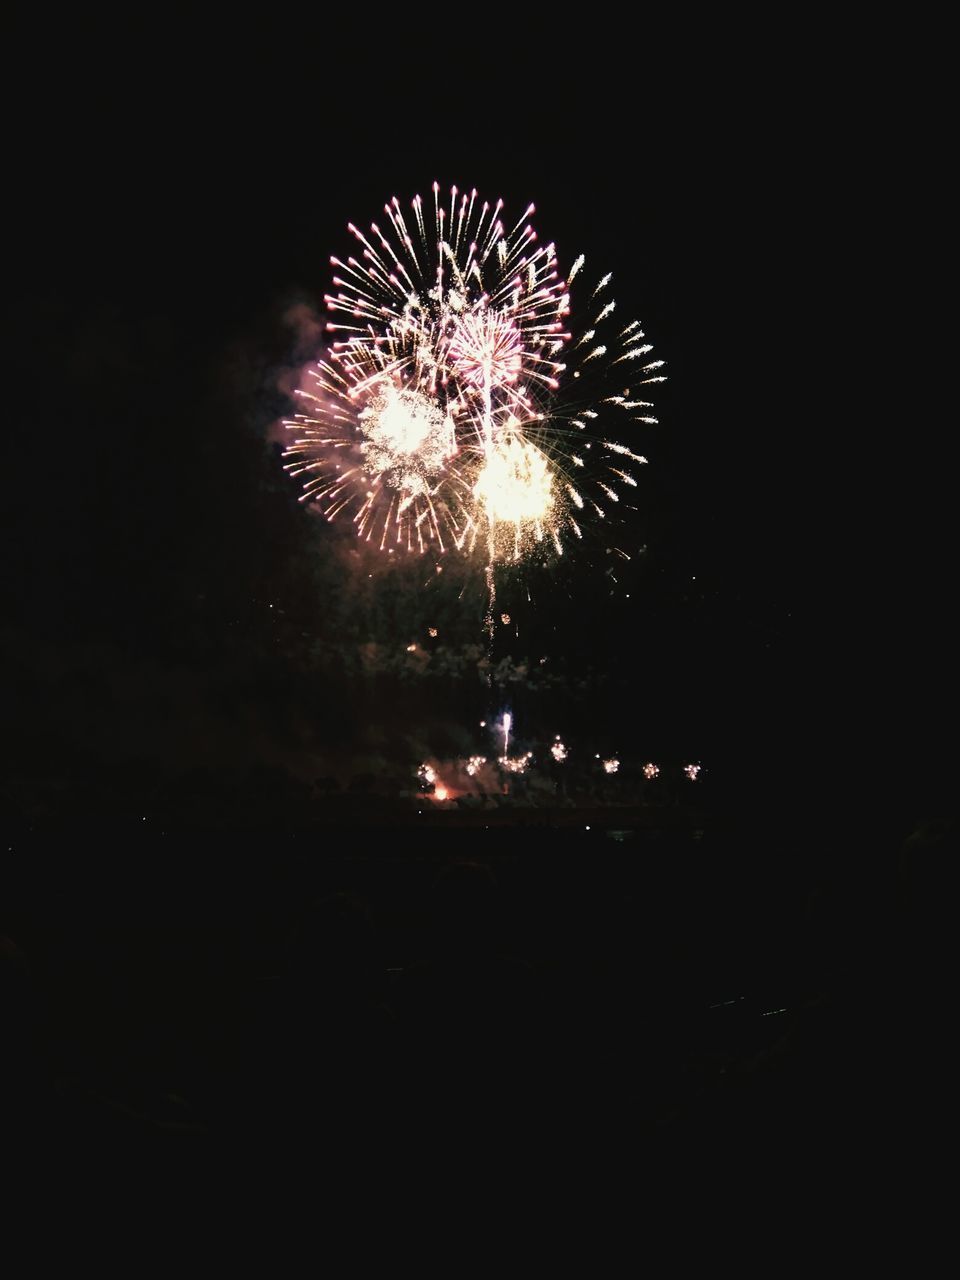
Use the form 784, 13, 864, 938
282, 185, 665, 617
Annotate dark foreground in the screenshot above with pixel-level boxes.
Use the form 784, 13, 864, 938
1, 804, 952, 1199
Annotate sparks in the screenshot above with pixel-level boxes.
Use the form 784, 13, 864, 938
499, 751, 533, 774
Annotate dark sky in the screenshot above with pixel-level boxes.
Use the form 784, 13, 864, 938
2, 22, 949, 825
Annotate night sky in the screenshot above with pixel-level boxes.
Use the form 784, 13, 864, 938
3, 23, 950, 833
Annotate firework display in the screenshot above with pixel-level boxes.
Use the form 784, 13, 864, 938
282, 184, 664, 565
498, 751, 534, 774
417, 763, 437, 788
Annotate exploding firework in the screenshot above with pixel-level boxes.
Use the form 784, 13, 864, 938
551, 736, 568, 763
282, 184, 664, 567
684, 763, 701, 781
417, 763, 437, 787
642, 762, 660, 780
418, 761, 453, 800
499, 752, 533, 774
603, 758, 620, 775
